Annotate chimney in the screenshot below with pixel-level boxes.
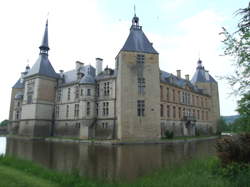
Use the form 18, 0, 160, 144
59, 70, 64, 78
75, 61, 84, 71
177, 70, 181, 78
96, 58, 103, 76
185, 74, 189, 81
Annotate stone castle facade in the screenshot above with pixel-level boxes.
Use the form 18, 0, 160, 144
8, 15, 220, 140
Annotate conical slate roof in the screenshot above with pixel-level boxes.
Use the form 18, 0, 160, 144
120, 15, 158, 54
26, 20, 59, 79
191, 60, 216, 83
26, 55, 59, 79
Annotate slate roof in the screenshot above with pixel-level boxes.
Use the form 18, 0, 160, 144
120, 16, 158, 54
25, 55, 59, 79
61, 65, 96, 85
191, 61, 217, 84
12, 79, 24, 89
160, 70, 204, 94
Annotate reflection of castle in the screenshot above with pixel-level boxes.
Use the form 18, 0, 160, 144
8, 14, 220, 139
6, 138, 216, 180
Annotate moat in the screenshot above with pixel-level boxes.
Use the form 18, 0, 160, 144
0, 137, 216, 181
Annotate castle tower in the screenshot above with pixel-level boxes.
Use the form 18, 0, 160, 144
115, 14, 161, 139
191, 59, 220, 133
19, 20, 59, 137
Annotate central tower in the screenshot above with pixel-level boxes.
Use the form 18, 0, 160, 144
116, 14, 161, 139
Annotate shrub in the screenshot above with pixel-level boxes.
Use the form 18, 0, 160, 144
164, 130, 174, 139
215, 133, 250, 166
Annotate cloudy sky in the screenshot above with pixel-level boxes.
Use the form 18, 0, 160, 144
0, 0, 249, 121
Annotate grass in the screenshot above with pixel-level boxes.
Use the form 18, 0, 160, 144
0, 155, 245, 187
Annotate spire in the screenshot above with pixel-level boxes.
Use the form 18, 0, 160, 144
39, 19, 49, 55
197, 58, 203, 69
120, 14, 158, 54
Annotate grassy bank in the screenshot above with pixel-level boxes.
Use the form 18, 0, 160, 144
0, 155, 249, 187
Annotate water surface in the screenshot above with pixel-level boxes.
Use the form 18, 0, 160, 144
2, 137, 216, 181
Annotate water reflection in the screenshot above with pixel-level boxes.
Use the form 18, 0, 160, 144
5, 138, 216, 181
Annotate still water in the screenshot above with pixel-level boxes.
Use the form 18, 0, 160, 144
1, 137, 216, 181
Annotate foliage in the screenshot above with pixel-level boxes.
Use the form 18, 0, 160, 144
215, 133, 250, 166
0, 119, 8, 127
217, 117, 230, 133
220, 3, 250, 95
164, 130, 174, 139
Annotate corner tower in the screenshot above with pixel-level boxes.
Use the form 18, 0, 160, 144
19, 20, 59, 137
116, 14, 161, 139
191, 59, 220, 133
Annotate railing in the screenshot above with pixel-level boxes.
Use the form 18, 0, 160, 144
182, 115, 196, 121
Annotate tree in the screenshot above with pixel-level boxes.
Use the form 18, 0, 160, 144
221, 3, 250, 131
0, 120, 8, 127
221, 3, 250, 94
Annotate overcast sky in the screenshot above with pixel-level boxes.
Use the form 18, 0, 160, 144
0, 0, 249, 121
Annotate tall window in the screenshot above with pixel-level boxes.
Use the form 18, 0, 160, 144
66, 105, 69, 118
196, 96, 199, 106
167, 105, 170, 118
137, 100, 145, 116
15, 111, 20, 120
87, 89, 91, 96
136, 54, 145, 64
96, 103, 99, 116
178, 107, 181, 119
86, 102, 90, 116
67, 88, 71, 100
206, 111, 208, 120
96, 84, 99, 97
75, 86, 79, 99
27, 81, 34, 104
197, 110, 200, 120
81, 89, 83, 96
160, 104, 164, 117
193, 109, 196, 118
183, 108, 186, 117
178, 91, 181, 103
201, 98, 204, 107
57, 88, 62, 102
166, 88, 170, 101
102, 102, 109, 116
173, 106, 176, 119
192, 95, 195, 106
104, 82, 110, 96
55, 105, 60, 118
138, 78, 145, 95
202, 111, 204, 120
173, 89, 175, 102
74, 104, 79, 117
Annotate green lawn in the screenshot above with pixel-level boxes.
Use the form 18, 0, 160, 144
0, 165, 58, 187
0, 155, 248, 187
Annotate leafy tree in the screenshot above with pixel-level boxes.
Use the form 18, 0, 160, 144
0, 120, 8, 127
221, 3, 250, 94
221, 3, 250, 132
217, 117, 230, 133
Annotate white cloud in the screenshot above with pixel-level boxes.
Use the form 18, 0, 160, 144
148, 9, 238, 115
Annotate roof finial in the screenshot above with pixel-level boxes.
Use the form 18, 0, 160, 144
134, 4, 136, 16
132, 5, 139, 27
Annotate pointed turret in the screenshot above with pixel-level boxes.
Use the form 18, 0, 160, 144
39, 19, 49, 55
120, 14, 158, 54
26, 20, 59, 79
191, 59, 216, 83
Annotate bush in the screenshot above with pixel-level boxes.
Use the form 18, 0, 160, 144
215, 133, 250, 166
164, 130, 174, 139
